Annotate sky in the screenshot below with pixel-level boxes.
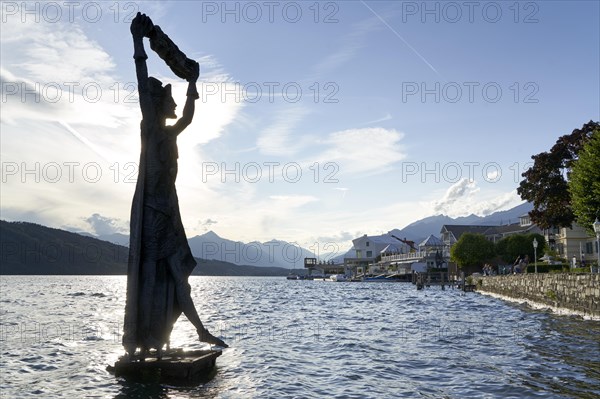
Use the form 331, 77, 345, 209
1, 1, 599, 257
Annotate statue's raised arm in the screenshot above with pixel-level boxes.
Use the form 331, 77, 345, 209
169, 66, 199, 136
131, 12, 154, 119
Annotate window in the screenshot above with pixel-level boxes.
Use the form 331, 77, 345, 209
356, 250, 362, 258
366, 241, 370, 247
366, 251, 373, 258
586, 242, 594, 254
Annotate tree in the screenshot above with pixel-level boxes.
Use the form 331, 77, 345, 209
450, 233, 495, 268
495, 233, 546, 264
569, 130, 600, 234
517, 121, 600, 229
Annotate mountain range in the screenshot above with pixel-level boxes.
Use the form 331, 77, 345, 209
95, 229, 316, 269
1, 202, 534, 273
0, 220, 293, 276
391, 202, 533, 243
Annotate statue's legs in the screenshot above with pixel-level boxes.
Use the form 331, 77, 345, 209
138, 259, 165, 352
166, 253, 228, 347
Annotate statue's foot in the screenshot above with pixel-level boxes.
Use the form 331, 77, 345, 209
198, 328, 228, 348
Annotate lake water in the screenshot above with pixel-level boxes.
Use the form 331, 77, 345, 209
0, 276, 599, 398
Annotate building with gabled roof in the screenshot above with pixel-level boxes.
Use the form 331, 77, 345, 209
440, 213, 597, 266
344, 233, 414, 275
485, 214, 542, 243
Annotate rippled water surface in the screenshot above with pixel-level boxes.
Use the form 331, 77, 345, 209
1, 276, 599, 398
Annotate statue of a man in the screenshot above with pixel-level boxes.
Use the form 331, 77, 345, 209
122, 12, 227, 357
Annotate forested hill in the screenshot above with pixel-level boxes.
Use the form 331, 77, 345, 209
0, 220, 291, 276
0, 220, 128, 275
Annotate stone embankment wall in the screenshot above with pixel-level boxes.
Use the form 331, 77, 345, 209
477, 274, 600, 319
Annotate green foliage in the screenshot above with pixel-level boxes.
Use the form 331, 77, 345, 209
568, 130, 600, 234
546, 290, 557, 301
495, 233, 546, 263
450, 233, 495, 268
517, 121, 599, 229
525, 264, 564, 273
571, 267, 592, 273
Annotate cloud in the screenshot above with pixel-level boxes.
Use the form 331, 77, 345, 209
4, 19, 114, 84
256, 107, 311, 156
1, 13, 244, 235
316, 231, 355, 243
360, 1, 442, 77
431, 179, 521, 217
314, 127, 406, 175
473, 190, 522, 216
311, 15, 382, 78
432, 178, 479, 214
269, 195, 319, 207
361, 113, 392, 126
197, 218, 218, 232
333, 187, 350, 198
84, 213, 128, 236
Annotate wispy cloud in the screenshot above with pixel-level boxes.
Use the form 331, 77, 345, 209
308, 12, 383, 81
313, 127, 406, 175
333, 187, 350, 198
256, 106, 311, 156
361, 113, 392, 126
269, 195, 319, 207
360, 1, 442, 78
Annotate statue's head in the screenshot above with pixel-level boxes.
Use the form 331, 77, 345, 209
148, 77, 177, 119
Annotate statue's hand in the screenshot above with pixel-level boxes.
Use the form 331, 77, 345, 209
188, 61, 200, 83
130, 12, 154, 38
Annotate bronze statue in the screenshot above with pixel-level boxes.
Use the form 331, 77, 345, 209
122, 12, 227, 358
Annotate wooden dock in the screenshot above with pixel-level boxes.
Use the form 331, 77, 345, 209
413, 271, 453, 290
412, 271, 477, 292
108, 348, 222, 383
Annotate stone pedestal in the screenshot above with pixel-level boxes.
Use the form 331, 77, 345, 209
109, 348, 222, 383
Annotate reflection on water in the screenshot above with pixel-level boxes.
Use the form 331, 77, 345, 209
1, 276, 599, 398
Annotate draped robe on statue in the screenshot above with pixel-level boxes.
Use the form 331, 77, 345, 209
122, 76, 197, 354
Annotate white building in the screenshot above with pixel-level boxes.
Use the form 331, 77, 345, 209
546, 222, 598, 265
344, 233, 413, 274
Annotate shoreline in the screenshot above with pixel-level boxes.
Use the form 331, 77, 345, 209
477, 289, 600, 321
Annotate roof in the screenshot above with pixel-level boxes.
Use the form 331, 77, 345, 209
440, 225, 497, 240
487, 223, 529, 235
369, 235, 400, 245
354, 234, 405, 246
418, 235, 444, 247
486, 223, 540, 237
380, 244, 402, 254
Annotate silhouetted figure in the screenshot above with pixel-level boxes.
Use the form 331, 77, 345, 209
122, 12, 227, 358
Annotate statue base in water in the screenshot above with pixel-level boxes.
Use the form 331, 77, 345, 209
108, 348, 222, 384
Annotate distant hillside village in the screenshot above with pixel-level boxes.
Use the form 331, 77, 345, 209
308, 214, 599, 278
